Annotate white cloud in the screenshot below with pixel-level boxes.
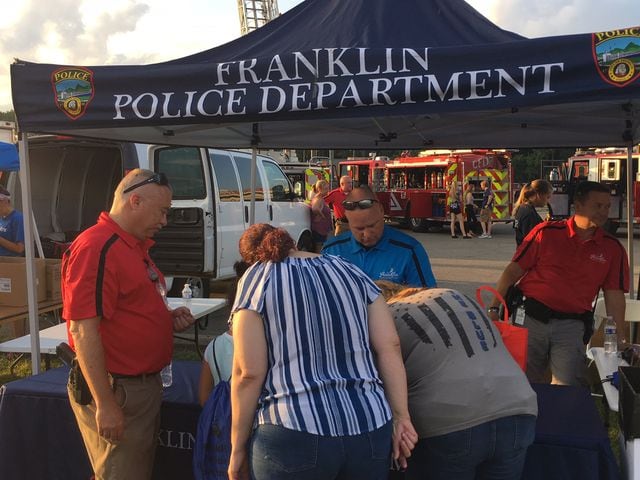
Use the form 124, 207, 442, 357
1, 0, 638, 112
468, 0, 638, 37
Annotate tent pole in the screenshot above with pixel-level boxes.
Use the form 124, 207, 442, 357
627, 144, 636, 344
329, 150, 335, 188
627, 144, 635, 301
18, 134, 41, 374
250, 146, 257, 225
31, 211, 43, 259
250, 123, 259, 225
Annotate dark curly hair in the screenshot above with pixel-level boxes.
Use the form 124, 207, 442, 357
239, 223, 295, 264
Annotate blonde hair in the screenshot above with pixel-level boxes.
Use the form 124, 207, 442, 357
512, 179, 553, 216
314, 179, 329, 193
375, 280, 426, 302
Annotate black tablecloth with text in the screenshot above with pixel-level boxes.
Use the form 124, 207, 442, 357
0, 364, 620, 480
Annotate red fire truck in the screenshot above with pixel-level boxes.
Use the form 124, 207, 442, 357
339, 150, 514, 231
550, 146, 640, 232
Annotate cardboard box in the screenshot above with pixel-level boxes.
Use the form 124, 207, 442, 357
45, 259, 62, 301
0, 257, 46, 306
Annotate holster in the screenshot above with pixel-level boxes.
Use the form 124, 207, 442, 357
504, 285, 524, 320
523, 298, 594, 345
68, 357, 93, 406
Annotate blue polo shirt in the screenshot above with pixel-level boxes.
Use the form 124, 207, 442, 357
322, 225, 436, 288
0, 210, 24, 256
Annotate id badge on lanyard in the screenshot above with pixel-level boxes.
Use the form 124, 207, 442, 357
514, 301, 526, 326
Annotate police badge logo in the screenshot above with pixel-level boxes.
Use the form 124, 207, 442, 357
51, 67, 95, 119
593, 27, 640, 87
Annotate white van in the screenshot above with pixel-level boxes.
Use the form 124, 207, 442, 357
6, 136, 312, 296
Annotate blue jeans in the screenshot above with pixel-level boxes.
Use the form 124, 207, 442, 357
250, 422, 392, 480
406, 415, 536, 480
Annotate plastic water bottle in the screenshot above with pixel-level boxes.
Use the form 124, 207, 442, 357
604, 315, 617, 354
181, 282, 193, 311
160, 363, 173, 388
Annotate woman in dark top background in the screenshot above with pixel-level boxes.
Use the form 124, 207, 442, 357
512, 179, 553, 245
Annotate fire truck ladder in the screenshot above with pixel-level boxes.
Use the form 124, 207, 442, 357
237, 0, 279, 35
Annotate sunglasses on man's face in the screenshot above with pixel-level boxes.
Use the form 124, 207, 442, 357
342, 199, 379, 211
123, 172, 169, 194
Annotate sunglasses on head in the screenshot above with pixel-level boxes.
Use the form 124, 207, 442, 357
342, 199, 379, 211
123, 172, 169, 194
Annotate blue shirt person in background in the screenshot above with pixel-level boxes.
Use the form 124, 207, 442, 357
322, 185, 436, 288
0, 187, 25, 256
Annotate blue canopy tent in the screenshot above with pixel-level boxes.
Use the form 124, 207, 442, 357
9, 0, 640, 148
7, 0, 640, 372
0, 142, 19, 171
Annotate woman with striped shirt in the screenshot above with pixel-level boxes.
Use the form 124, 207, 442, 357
228, 224, 417, 480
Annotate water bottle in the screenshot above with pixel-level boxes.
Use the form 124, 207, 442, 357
160, 363, 172, 388
181, 282, 193, 311
604, 315, 617, 354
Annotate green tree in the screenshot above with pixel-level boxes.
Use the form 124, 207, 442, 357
0, 111, 15, 122
511, 148, 574, 183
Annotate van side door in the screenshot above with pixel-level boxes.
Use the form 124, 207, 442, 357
231, 153, 269, 226
150, 146, 214, 278
261, 159, 310, 245
208, 150, 246, 279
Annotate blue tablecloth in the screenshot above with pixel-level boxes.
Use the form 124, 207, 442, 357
0, 367, 621, 480
523, 383, 620, 480
0, 361, 202, 480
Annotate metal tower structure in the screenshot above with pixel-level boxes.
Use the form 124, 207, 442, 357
237, 0, 279, 35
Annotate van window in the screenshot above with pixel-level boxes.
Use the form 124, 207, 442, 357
155, 147, 205, 199
233, 155, 265, 201
210, 152, 241, 202
262, 161, 293, 202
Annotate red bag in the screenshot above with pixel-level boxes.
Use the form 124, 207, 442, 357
476, 285, 528, 371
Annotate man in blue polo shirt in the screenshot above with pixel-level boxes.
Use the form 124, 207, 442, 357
0, 187, 24, 257
322, 185, 436, 288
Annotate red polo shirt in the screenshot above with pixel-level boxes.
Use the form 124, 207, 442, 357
514, 217, 629, 314
62, 212, 173, 375
324, 188, 348, 220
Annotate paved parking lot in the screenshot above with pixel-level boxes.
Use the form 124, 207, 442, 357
192, 222, 640, 342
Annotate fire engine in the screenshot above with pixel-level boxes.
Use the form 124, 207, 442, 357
550, 146, 640, 232
278, 159, 333, 200
339, 150, 514, 231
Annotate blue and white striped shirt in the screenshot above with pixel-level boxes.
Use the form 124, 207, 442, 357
233, 254, 392, 436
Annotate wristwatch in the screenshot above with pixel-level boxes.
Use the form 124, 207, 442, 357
487, 307, 500, 313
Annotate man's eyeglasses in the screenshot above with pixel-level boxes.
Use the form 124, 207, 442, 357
342, 199, 379, 211
123, 173, 169, 194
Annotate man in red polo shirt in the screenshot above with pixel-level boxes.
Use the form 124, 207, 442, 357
488, 181, 628, 386
324, 175, 353, 236
62, 169, 195, 480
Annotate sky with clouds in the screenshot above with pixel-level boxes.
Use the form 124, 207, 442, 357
0, 0, 637, 112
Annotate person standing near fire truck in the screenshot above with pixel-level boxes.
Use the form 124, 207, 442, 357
479, 180, 494, 239
324, 175, 353, 236
447, 181, 471, 239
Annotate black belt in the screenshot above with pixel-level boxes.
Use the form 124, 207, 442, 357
337, 218, 348, 223
524, 297, 590, 321
109, 371, 160, 381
